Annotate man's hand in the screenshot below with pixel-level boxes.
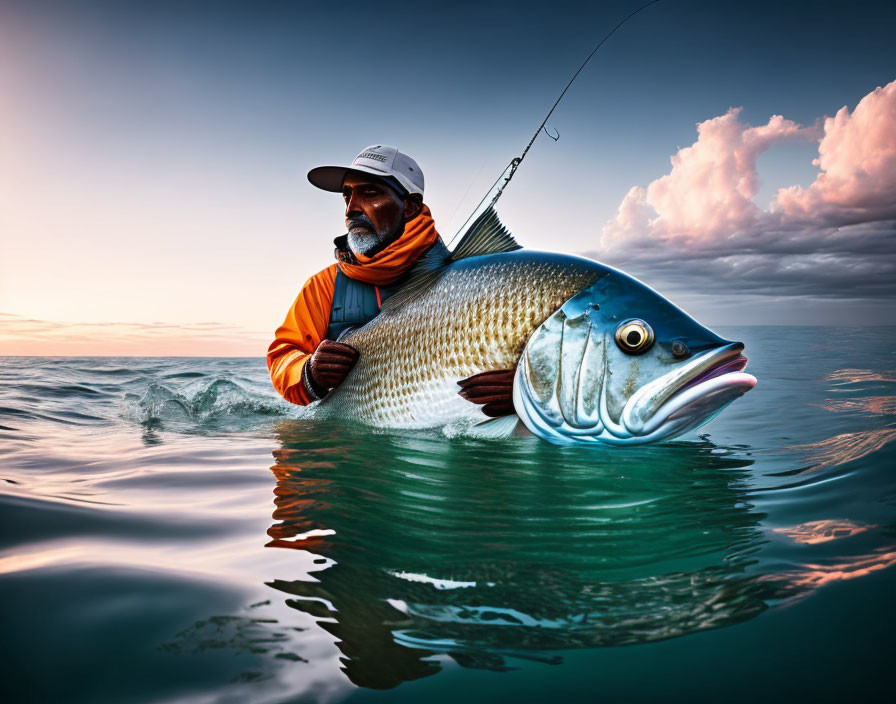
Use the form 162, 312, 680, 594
457, 369, 516, 417
305, 340, 360, 398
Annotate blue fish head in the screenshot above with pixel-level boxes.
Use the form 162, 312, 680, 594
562, 269, 735, 353
514, 265, 756, 445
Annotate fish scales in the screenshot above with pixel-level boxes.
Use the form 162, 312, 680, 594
317, 251, 602, 427
311, 226, 756, 444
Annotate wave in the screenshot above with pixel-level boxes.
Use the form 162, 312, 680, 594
121, 377, 297, 430
0, 405, 103, 426
13, 383, 112, 399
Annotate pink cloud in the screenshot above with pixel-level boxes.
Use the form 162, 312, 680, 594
602, 80, 896, 252
594, 80, 896, 301
775, 80, 896, 223
602, 108, 817, 248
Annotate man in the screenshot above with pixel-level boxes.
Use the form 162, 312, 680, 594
268, 145, 514, 416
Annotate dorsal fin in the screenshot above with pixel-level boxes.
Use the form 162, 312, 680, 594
450, 206, 521, 261
378, 207, 520, 312
378, 237, 451, 312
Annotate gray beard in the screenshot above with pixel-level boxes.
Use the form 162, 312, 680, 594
347, 229, 386, 258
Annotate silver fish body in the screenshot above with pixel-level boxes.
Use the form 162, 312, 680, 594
314, 242, 756, 445
316, 250, 601, 428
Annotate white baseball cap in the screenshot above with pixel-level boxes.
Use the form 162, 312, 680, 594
307, 145, 424, 196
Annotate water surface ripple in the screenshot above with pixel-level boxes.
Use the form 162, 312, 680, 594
1, 327, 894, 702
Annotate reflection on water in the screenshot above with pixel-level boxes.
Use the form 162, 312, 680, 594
778, 370, 896, 476
161, 600, 310, 676
780, 549, 896, 590
264, 421, 771, 688
816, 396, 896, 415
3, 341, 896, 702
761, 547, 896, 608
786, 428, 896, 471
773, 519, 874, 544
826, 369, 896, 384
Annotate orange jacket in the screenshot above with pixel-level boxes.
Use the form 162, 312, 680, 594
268, 205, 439, 405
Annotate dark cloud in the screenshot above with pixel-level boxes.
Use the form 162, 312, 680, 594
586, 219, 896, 298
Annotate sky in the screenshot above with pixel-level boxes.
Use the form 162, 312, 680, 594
1, 0, 894, 355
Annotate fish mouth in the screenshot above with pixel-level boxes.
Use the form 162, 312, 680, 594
619, 343, 757, 441
514, 338, 757, 445
680, 353, 749, 392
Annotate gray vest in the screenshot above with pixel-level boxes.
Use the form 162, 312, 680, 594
326, 232, 449, 341
325, 268, 399, 341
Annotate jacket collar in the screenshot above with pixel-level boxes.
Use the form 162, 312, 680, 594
334, 205, 440, 286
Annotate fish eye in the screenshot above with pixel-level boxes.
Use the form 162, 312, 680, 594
672, 340, 690, 358
615, 319, 654, 355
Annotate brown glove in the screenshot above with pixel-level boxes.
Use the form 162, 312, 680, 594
457, 368, 516, 417
304, 339, 360, 399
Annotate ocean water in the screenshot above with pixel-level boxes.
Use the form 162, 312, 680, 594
1, 326, 894, 703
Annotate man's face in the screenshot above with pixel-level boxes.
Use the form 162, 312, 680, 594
342, 173, 405, 257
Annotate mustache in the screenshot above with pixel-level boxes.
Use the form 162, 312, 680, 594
347, 216, 376, 233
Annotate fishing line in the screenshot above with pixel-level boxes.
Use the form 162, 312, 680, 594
448, 0, 663, 246
445, 158, 488, 229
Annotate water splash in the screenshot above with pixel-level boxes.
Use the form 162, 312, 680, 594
122, 377, 297, 430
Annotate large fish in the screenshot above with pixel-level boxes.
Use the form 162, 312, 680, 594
314, 208, 756, 444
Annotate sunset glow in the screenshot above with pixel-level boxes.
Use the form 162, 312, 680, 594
2, 1, 894, 356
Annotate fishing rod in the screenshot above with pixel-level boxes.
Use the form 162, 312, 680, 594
449, 0, 663, 245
